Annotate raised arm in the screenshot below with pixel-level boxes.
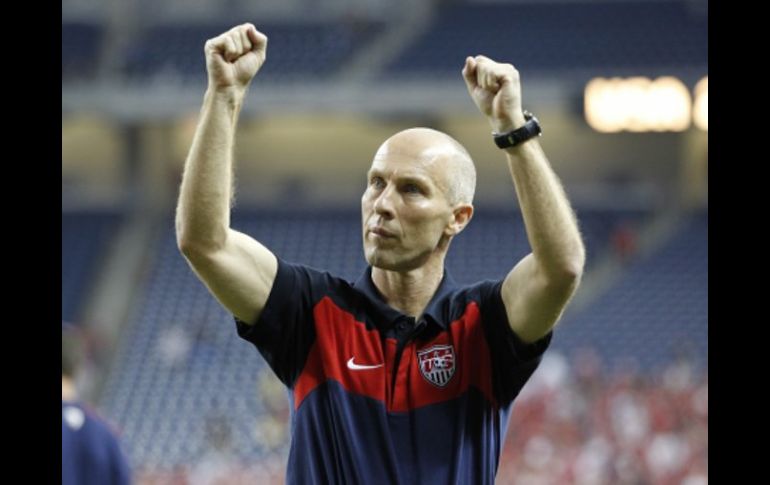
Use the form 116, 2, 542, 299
176, 23, 277, 325
462, 55, 585, 343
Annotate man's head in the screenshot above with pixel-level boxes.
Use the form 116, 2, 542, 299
361, 128, 476, 271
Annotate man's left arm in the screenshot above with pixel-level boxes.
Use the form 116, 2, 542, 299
463, 55, 586, 344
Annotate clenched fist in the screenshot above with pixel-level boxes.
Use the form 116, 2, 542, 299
462, 55, 526, 133
205, 23, 267, 91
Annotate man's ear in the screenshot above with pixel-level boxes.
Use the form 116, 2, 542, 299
445, 204, 474, 237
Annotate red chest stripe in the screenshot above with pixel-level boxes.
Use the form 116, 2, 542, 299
293, 297, 496, 412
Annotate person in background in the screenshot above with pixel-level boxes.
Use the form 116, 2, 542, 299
62, 323, 131, 485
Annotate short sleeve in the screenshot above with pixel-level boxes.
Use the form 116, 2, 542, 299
234, 259, 325, 387
476, 280, 553, 406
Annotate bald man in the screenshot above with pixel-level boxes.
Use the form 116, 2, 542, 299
176, 24, 585, 485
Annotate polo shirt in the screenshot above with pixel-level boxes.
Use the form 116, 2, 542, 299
62, 401, 131, 485
236, 258, 552, 484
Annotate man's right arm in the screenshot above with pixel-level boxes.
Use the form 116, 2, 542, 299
175, 23, 277, 326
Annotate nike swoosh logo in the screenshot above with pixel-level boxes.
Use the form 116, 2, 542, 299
347, 357, 384, 371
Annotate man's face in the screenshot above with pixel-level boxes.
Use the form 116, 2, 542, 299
361, 139, 456, 271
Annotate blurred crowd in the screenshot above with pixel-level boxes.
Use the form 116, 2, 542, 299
498, 349, 708, 485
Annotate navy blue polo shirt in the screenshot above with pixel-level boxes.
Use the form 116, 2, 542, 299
236, 258, 552, 484
62, 401, 131, 485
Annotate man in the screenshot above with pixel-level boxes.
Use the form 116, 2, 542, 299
176, 23, 585, 484
62, 324, 132, 485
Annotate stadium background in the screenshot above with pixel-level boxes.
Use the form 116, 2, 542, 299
62, 0, 707, 483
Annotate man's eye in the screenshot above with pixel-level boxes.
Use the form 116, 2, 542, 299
370, 177, 385, 188
402, 184, 421, 194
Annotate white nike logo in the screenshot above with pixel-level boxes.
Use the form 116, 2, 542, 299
346, 357, 383, 371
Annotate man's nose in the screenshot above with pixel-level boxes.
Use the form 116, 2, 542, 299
373, 185, 395, 220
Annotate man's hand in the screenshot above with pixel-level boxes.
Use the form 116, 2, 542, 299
462, 55, 526, 133
205, 23, 267, 91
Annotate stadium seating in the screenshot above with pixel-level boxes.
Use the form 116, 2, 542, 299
62, 22, 104, 81
122, 22, 383, 82
386, 1, 707, 76
61, 211, 121, 323
63, 1, 706, 84
552, 211, 708, 372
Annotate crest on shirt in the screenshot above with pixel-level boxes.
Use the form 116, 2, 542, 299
417, 344, 456, 387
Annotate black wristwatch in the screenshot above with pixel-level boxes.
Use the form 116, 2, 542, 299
493, 111, 542, 149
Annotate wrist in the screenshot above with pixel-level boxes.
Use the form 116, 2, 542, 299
492, 111, 542, 149
207, 85, 248, 101
204, 86, 248, 113
491, 111, 527, 133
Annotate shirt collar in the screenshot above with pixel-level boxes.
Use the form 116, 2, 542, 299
354, 266, 457, 330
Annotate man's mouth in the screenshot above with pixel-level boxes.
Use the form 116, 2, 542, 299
370, 227, 395, 238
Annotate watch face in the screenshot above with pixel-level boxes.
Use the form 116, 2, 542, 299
530, 118, 542, 135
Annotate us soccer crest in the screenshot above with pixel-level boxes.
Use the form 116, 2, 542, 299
417, 345, 456, 387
